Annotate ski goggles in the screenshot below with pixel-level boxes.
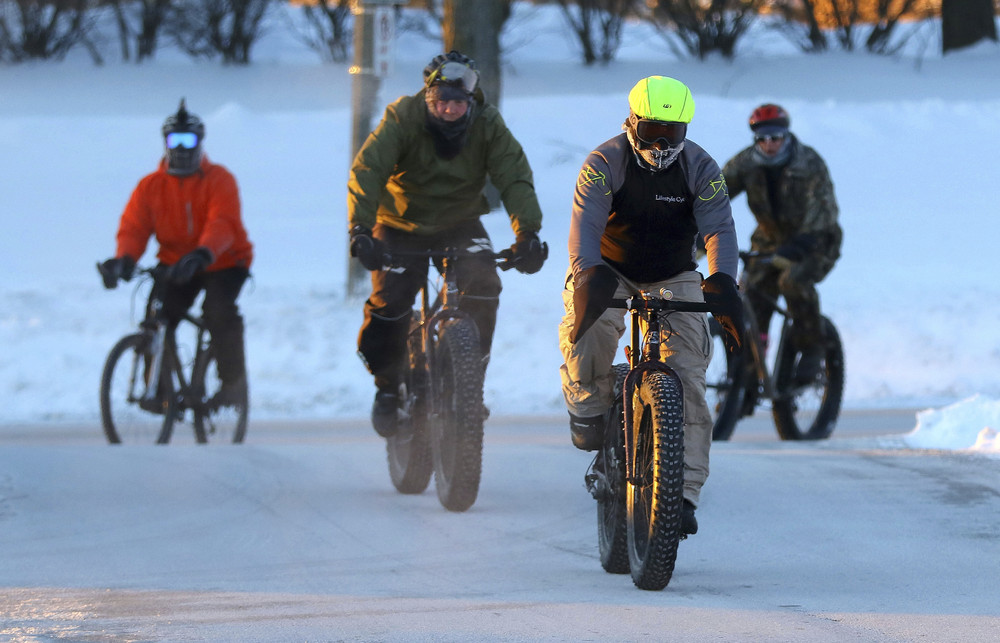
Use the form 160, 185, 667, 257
754, 132, 787, 143
166, 131, 199, 149
633, 119, 687, 149
425, 61, 479, 94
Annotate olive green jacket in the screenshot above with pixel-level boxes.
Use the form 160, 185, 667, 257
347, 89, 543, 237
722, 135, 842, 262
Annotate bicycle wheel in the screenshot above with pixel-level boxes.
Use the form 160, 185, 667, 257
387, 317, 433, 494
429, 317, 485, 512
596, 364, 630, 575
772, 316, 845, 440
706, 317, 747, 441
192, 346, 248, 444
100, 333, 175, 444
627, 370, 685, 591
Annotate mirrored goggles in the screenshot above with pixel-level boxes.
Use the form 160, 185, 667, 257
166, 131, 199, 149
634, 119, 687, 149
754, 132, 787, 144
426, 61, 479, 94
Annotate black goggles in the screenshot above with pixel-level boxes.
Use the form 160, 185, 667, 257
634, 119, 687, 148
426, 61, 479, 94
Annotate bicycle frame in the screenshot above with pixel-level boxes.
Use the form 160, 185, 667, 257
612, 290, 713, 482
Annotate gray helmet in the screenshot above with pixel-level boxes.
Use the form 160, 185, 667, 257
162, 98, 205, 176
422, 50, 479, 96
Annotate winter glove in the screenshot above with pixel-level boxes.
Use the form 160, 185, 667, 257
97, 255, 136, 289
349, 225, 386, 271
702, 272, 744, 355
509, 231, 548, 275
569, 264, 619, 344
775, 233, 817, 263
168, 247, 213, 285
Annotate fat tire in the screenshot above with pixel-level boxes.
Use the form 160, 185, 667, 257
627, 370, 685, 591
597, 364, 630, 574
430, 317, 485, 512
387, 318, 434, 494
772, 316, 845, 440
192, 346, 249, 444
707, 317, 747, 441
100, 333, 174, 444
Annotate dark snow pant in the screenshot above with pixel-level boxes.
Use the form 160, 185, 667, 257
148, 265, 249, 385
357, 220, 502, 392
744, 253, 834, 351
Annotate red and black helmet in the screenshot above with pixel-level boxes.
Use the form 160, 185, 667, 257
749, 103, 790, 132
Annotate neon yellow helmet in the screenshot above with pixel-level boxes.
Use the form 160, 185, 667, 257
627, 76, 694, 123
624, 77, 694, 171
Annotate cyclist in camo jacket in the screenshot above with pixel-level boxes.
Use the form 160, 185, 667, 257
559, 76, 743, 536
722, 104, 842, 383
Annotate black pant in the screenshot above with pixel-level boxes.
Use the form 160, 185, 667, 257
148, 266, 249, 384
357, 220, 502, 389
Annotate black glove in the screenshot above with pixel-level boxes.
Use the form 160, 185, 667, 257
775, 233, 817, 263
509, 231, 548, 275
569, 265, 619, 344
349, 225, 386, 271
97, 255, 136, 289
168, 247, 213, 284
702, 272, 744, 355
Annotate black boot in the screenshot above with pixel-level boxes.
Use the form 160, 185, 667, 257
569, 412, 604, 451
682, 499, 698, 536
371, 375, 400, 438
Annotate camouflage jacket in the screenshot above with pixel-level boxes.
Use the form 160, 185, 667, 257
722, 135, 842, 261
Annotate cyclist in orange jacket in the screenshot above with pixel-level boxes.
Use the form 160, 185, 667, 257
99, 99, 254, 408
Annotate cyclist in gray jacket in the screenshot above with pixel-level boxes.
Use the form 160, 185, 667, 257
558, 76, 743, 535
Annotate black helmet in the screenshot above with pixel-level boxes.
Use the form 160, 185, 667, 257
162, 98, 205, 176
422, 50, 479, 97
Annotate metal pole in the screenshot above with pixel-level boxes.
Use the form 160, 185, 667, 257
347, 0, 382, 299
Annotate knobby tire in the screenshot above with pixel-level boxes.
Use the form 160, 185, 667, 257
772, 316, 844, 440
100, 333, 175, 444
706, 317, 747, 441
597, 364, 630, 574
430, 318, 485, 512
387, 317, 434, 494
627, 370, 685, 591
192, 346, 249, 444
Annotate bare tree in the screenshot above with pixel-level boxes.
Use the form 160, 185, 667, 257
105, 0, 171, 61
286, 0, 352, 63
942, 0, 997, 53
556, 0, 633, 65
442, 0, 510, 103
770, 0, 935, 54
0, 0, 96, 61
165, 0, 272, 64
646, 0, 761, 59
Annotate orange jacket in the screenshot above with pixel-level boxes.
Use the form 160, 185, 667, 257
116, 156, 253, 270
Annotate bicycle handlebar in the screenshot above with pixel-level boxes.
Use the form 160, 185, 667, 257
382, 248, 516, 271
609, 289, 714, 314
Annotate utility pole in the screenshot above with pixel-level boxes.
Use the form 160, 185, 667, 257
347, 0, 398, 298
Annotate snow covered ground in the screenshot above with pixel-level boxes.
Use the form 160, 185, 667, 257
2, 7, 1000, 640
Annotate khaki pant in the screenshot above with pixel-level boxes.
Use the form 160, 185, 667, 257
558, 269, 713, 505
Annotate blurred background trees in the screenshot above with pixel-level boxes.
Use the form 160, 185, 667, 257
0, 0, 996, 65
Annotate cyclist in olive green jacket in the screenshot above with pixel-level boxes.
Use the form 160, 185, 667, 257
347, 50, 548, 438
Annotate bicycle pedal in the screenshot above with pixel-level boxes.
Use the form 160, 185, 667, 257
584, 471, 606, 500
